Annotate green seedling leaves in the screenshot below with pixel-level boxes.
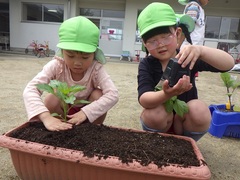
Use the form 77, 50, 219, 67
36, 83, 54, 94
173, 99, 189, 117
155, 85, 188, 117
36, 80, 89, 121
220, 72, 240, 111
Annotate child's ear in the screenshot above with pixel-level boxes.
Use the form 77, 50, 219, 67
176, 27, 184, 48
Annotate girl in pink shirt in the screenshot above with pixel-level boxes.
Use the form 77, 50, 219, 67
23, 16, 119, 131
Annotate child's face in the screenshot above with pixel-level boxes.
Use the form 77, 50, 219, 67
144, 28, 179, 61
63, 50, 94, 76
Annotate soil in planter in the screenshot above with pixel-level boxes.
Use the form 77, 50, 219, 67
9, 122, 205, 168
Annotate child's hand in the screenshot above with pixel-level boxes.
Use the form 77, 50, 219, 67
67, 110, 87, 125
40, 114, 73, 131
176, 45, 201, 70
162, 75, 192, 96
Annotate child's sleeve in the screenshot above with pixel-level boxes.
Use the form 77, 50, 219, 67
81, 64, 119, 123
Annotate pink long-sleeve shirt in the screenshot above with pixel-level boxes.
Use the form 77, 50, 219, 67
23, 56, 119, 123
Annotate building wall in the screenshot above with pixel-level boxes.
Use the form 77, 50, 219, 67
6, 0, 240, 58
9, 0, 76, 51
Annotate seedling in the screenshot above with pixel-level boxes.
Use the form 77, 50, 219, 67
155, 86, 188, 117
36, 80, 90, 121
220, 72, 240, 111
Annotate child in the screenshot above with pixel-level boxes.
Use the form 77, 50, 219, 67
137, 2, 234, 141
178, 0, 209, 46
179, 0, 210, 79
176, 14, 195, 48
23, 16, 119, 131
142, 13, 194, 57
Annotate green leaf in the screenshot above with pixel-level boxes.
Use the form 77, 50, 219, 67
173, 99, 189, 117
75, 99, 90, 105
220, 72, 233, 88
36, 80, 87, 121
233, 105, 240, 112
64, 94, 76, 104
164, 99, 174, 113
155, 85, 162, 91
57, 82, 70, 95
49, 80, 61, 88
69, 85, 86, 94
51, 113, 61, 118
36, 83, 54, 94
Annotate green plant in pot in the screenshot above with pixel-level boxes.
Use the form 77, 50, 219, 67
36, 80, 90, 121
208, 72, 240, 138
220, 72, 240, 112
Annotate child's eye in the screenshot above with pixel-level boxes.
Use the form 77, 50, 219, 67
67, 55, 74, 58
82, 56, 90, 60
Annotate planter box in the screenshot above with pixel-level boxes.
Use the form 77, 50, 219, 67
0, 122, 211, 180
209, 104, 240, 138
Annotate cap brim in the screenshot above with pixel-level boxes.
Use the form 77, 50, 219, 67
57, 42, 97, 53
140, 21, 176, 36
176, 14, 195, 33
178, 0, 188, 5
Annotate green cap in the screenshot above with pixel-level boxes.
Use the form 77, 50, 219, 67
57, 16, 106, 64
178, 0, 189, 5
176, 14, 195, 33
57, 16, 99, 52
137, 2, 177, 36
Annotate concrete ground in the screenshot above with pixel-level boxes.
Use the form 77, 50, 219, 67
0, 51, 239, 180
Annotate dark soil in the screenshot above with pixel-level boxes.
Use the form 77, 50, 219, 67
9, 122, 204, 168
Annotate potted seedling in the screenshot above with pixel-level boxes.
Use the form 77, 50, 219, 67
36, 80, 90, 121
219, 72, 240, 111
209, 72, 240, 138
0, 80, 211, 180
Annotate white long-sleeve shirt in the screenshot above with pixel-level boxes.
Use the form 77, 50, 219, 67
182, 1, 205, 46
23, 56, 119, 123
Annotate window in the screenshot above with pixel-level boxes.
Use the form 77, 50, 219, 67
80, 8, 124, 18
205, 16, 221, 38
103, 10, 125, 18
205, 16, 240, 41
80, 8, 101, 17
80, 8, 124, 41
22, 3, 63, 23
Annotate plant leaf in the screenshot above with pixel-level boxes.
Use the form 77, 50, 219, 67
173, 99, 189, 117
51, 113, 61, 118
233, 105, 240, 112
69, 85, 86, 94
164, 99, 174, 113
220, 72, 233, 88
75, 99, 91, 105
36, 83, 54, 94
49, 80, 61, 88
64, 94, 76, 104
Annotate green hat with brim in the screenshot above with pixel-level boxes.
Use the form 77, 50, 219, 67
57, 16, 106, 64
137, 2, 177, 37
178, 0, 189, 5
176, 14, 195, 33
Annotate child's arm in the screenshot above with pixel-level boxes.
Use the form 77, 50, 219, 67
176, 45, 235, 71
139, 75, 192, 109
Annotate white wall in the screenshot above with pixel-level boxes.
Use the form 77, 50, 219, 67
7, 0, 240, 56
9, 0, 74, 51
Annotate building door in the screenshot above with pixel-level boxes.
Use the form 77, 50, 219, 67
82, 8, 124, 58
99, 19, 123, 57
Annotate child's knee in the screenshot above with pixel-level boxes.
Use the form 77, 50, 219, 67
187, 100, 211, 123
89, 89, 103, 101
44, 94, 61, 112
